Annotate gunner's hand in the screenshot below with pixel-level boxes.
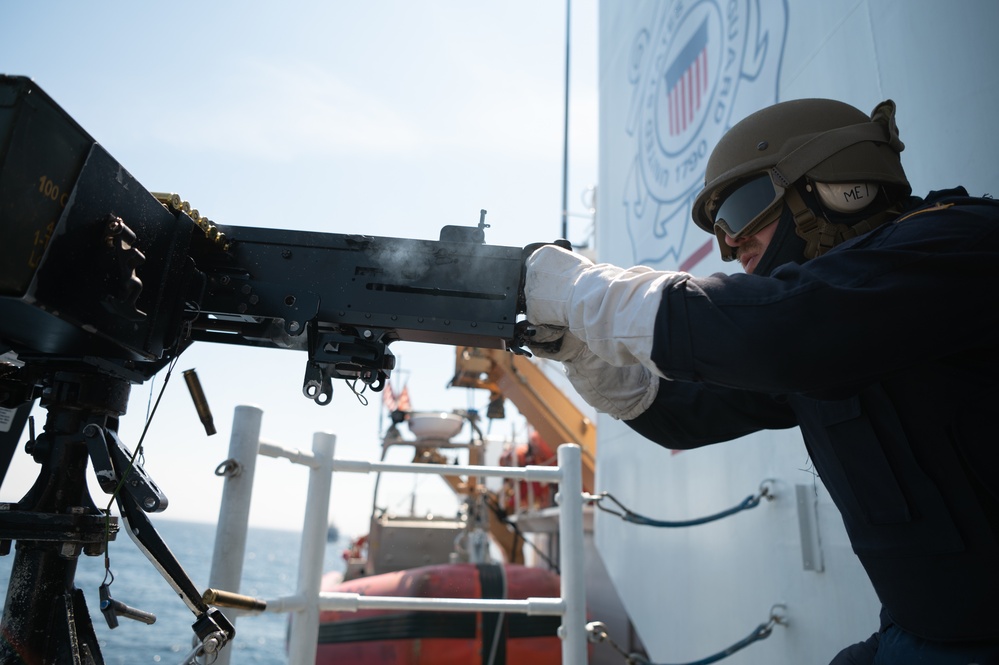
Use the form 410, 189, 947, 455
526, 324, 585, 362
530, 329, 659, 421
524, 245, 690, 372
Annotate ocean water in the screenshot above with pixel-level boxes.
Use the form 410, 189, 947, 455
0, 518, 347, 664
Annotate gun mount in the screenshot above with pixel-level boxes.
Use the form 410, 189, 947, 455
0, 74, 554, 662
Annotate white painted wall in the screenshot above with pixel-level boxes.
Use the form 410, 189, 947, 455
593, 1, 999, 662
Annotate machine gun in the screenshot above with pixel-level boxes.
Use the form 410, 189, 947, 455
0, 75, 556, 663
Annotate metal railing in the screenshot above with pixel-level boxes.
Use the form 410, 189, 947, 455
206, 405, 588, 665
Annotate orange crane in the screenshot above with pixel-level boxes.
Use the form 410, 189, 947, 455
400, 346, 597, 564
450, 346, 597, 494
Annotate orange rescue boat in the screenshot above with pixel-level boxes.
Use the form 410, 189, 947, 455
316, 562, 563, 664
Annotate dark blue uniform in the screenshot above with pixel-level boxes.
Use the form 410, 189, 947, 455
628, 189, 999, 660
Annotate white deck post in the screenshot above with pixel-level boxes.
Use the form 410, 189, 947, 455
287, 431, 337, 665
557, 444, 587, 664
207, 405, 263, 665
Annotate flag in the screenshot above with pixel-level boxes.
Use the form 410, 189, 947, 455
383, 383, 397, 412
665, 18, 709, 137
383, 382, 412, 412
397, 384, 412, 412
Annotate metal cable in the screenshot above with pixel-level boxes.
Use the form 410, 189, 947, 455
483, 493, 559, 573
588, 604, 786, 665
588, 480, 774, 528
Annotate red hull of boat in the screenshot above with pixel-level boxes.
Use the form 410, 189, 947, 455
315, 563, 563, 664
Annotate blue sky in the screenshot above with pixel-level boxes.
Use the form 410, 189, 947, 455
1, 1, 598, 536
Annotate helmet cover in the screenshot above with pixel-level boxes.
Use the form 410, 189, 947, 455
692, 98, 910, 250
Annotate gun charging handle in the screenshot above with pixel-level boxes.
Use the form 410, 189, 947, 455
99, 584, 157, 628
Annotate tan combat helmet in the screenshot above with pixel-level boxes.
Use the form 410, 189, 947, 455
692, 98, 911, 261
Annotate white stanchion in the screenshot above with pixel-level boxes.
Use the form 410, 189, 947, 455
287, 432, 336, 665
206, 405, 262, 665
557, 444, 587, 664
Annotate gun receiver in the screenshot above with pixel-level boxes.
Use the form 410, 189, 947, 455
182, 212, 528, 405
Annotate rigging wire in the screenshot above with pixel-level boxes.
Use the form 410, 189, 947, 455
589, 480, 775, 528
483, 492, 559, 573
588, 604, 787, 665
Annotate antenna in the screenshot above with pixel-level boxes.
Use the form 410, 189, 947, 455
560, 0, 571, 241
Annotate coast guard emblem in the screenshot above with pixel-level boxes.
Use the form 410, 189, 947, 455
623, 0, 787, 269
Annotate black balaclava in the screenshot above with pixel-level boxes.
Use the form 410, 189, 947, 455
751, 205, 807, 277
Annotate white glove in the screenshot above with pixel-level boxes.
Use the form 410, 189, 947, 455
524, 324, 577, 361
531, 329, 659, 421
525, 246, 689, 373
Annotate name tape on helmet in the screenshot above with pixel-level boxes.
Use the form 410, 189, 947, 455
814, 182, 880, 213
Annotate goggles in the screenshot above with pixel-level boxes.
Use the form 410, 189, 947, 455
711, 174, 785, 241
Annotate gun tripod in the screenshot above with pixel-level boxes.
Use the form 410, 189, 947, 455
0, 368, 233, 664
